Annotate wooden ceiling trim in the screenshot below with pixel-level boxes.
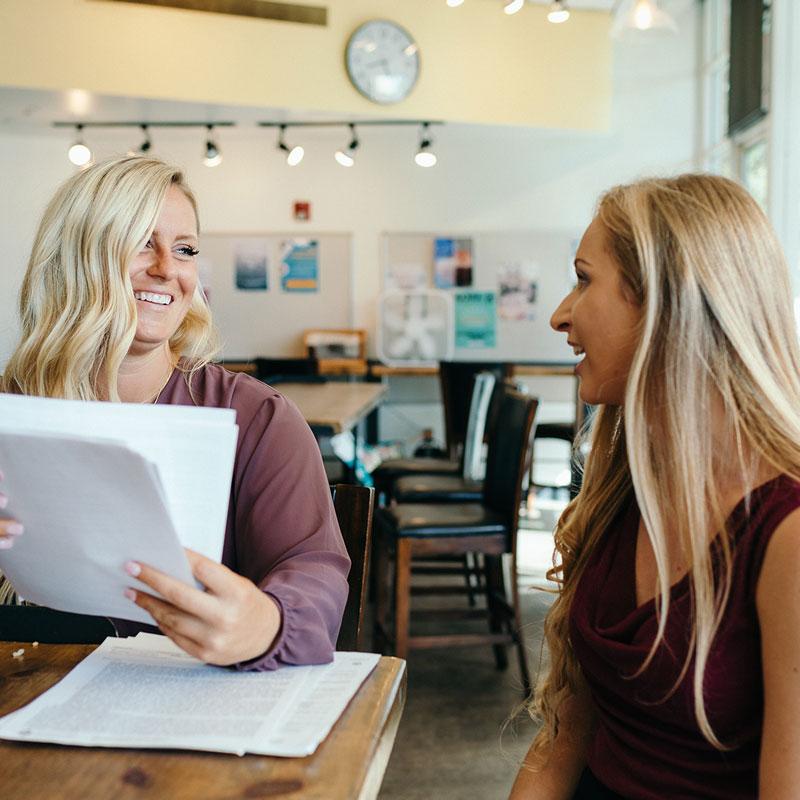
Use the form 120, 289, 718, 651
96, 0, 327, 26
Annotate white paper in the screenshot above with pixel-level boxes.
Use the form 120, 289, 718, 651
0, 431, 194, 625
0, 393, 238, 561
0, 636, 380, 757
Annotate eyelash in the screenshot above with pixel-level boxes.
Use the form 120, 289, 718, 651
142, 240, 199, 258
575, 270, 588, 286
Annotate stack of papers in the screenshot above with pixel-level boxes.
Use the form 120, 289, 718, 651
0, 634, 381, 756
0, 393, 238, 624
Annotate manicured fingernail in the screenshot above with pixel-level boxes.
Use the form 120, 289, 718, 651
5, 522, 23, 536
124, 588, 137, 602
124, 561, 141, 577
0, 539, 14, 549
0, 494, 7, 509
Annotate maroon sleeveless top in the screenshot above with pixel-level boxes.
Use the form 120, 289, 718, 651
570, 475, 800, 799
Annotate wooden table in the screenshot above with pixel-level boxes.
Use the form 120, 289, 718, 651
0, 643, 406, 800
278, 382, 387, 435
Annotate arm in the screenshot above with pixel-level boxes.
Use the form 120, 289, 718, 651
509, 676, 596, 800
756, 507, 800, 799
128, 392, 349, 669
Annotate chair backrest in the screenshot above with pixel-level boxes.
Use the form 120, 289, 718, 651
331, 483, 375, 652
439, 361, 510, 462
461, 371, 496, 481
482, 387, 539, 538
0, 605, 114, 644
254, 357, 321, 385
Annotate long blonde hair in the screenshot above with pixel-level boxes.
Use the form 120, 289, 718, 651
2, 156, 218, 401
530, 174, 800, 758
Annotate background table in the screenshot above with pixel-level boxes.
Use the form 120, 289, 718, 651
278, 382, 386, 435
0, 643, 406, 800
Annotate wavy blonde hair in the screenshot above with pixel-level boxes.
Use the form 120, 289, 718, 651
529, 174, 800, 759
2, 155, 219, 401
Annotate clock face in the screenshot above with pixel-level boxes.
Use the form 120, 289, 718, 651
345, 20, 420, 105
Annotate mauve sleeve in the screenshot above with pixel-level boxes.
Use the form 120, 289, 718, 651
230, 391, 350, 671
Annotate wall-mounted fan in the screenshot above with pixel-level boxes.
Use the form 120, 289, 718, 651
377, 289, 454, 366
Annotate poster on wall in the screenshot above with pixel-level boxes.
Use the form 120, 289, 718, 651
233, 240, 269, 291
455, 291, 496, 348
281, 239, 319, 292
434, 237, 473, 289
497, 262, 539, 321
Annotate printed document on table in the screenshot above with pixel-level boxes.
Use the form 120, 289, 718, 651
0, 393, 238, 561
0, 636, 381, 757
0, 431, 194, 624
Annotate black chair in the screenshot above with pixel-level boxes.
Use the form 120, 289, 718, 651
372, 361, 509, 503
0, 605, 114, 644
332, 483, 375, 652
254, 357, 323, 385
373, 387, 538, 693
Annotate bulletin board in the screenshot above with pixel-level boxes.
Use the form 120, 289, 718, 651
382, 231, 579, 363
199, 233, 352, 358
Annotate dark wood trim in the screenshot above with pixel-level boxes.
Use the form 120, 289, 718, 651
97, 0, 328, 26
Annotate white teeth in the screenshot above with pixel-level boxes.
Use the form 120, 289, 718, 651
134, 291, 172, 305
573, 346, 585, 356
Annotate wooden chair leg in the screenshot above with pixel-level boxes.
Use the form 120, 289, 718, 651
510, 555, 532, 695
484, 554, 509, 671
394, 538, 413, 659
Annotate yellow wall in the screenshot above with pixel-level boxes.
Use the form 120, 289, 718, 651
0, 0, 612, 129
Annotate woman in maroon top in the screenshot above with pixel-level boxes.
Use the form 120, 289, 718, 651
0, 156, 349, 671
510, 175, 800, 799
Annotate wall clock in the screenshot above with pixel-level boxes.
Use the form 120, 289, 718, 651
345, 20, 420, 105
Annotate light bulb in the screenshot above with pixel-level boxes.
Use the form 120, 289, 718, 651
504, 0, 524, 14
633, 0, 654, 29
446, 0, 464, 6
547, 1, 569, 23
287, 145, 304, 166
415, 151, 437, 168
335, 149, 355, 167
68, 142, 91, 166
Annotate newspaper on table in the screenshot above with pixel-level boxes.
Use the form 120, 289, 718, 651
0, 393, 238, 624
0, 634, 381, 757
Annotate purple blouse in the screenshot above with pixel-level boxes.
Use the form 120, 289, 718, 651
112, 363, 350, 671
570, 476, 800, 799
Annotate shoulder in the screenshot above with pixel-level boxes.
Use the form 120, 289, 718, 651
757, 506, 800, 607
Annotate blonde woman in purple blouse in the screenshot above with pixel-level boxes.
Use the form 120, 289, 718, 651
0, 156, 349, 671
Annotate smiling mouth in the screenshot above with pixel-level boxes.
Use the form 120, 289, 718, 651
134, 291, 172, 306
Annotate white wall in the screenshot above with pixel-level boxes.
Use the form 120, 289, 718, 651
0, 3, 698, 372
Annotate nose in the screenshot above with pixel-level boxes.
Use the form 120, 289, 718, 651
550, 290, 573, 333
146, 246, 178, 280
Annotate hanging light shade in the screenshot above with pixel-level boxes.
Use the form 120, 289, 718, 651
68, 124, 92, 166
614, 0, 678, 35
547, 0, 570, 24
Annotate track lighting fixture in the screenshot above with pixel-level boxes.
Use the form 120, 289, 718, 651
68, 124, 92, 167
334, 124, 359, 167
503, 0, 524, 14
138, 124, 152, 154
56, 121, 235, 166
446, 0, 465, 6
547, 0, 570, 24
203, 125, 222, 167
278, 125, 305, 166
414, 123, 437, 168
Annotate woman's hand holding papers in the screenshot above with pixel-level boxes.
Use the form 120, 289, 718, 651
124, 549, 282, 666
0, 473, 23, 549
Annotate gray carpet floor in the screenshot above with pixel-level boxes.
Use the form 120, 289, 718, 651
377, 585, 554, 800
